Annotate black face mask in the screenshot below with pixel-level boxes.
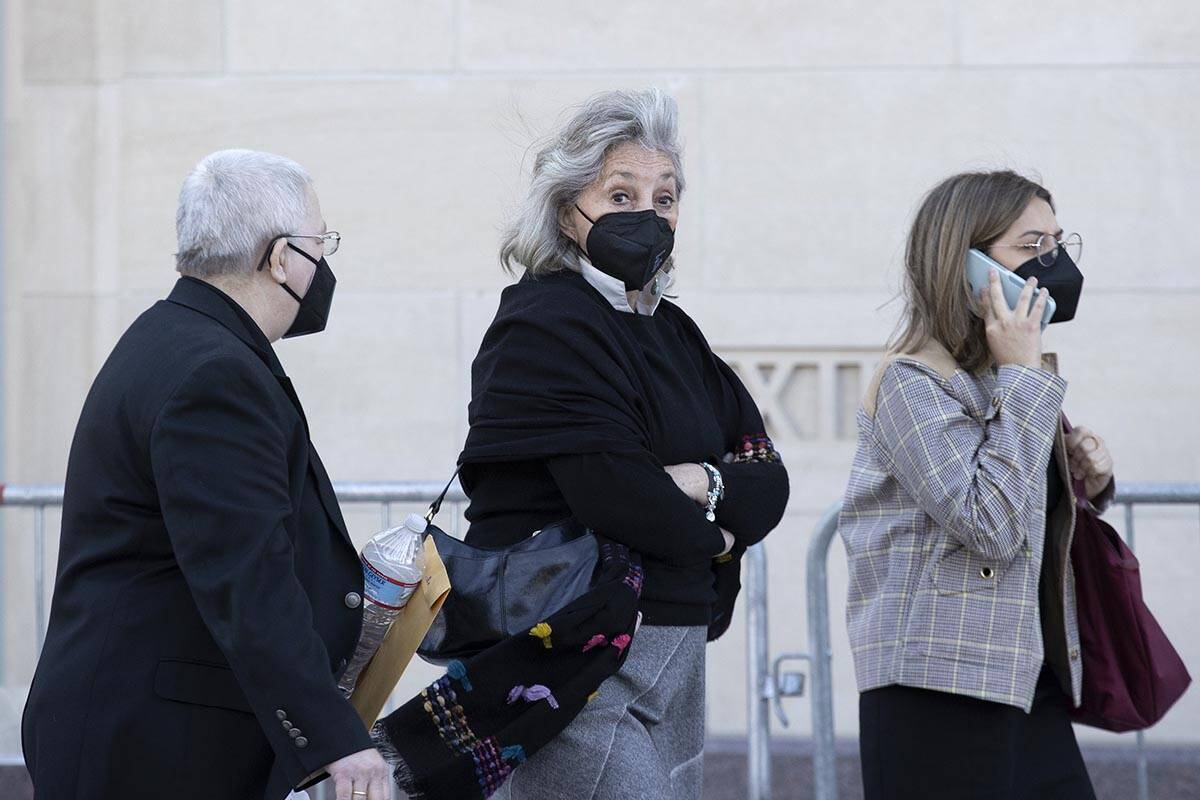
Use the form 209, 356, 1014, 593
279, 243, 337, 338
575, 205, 674, 292
1013, 247, 1084, 324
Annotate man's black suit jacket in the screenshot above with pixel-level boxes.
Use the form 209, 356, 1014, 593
22, 277, 373, 798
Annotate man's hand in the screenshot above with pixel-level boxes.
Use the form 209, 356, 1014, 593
1065, 426, 1114, 501
325, 748, 391, 800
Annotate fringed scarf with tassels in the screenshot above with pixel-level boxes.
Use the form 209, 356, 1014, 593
370, 539, 642, 799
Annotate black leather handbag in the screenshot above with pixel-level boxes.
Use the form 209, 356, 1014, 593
417, 470, 599, 665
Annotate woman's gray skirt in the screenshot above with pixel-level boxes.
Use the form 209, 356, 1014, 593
491, 624, 708, 800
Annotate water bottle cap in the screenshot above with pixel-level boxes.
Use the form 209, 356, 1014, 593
404, 513, 429, 534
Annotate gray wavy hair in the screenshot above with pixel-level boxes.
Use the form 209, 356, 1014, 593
500, 88, 686, 277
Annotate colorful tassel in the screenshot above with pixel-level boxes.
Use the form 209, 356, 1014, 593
529, 622, 553, 649
447, 659, 473, 692
623, 564, 644, 596
581, 633, 632, 655
507, 684, 560, 710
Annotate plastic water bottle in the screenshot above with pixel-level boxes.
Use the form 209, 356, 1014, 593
337, 513, 427, 697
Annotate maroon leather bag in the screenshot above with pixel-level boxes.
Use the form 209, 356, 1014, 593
1066, 424, 1192, 731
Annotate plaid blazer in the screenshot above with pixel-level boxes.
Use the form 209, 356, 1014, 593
837, 341, 1109, 712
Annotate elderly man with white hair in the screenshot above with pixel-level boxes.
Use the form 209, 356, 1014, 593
22, 149, 390, 800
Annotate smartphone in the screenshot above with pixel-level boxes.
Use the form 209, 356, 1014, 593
965, 248, 1056, 331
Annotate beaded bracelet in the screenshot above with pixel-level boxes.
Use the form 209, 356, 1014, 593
699, 462, 725, 523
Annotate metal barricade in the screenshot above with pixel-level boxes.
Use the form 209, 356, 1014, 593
743, 506, 840, 800
0, 481, 467, 660
745, 482, 1200, 800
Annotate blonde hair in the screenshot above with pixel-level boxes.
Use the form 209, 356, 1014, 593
891, 170, 1053, 374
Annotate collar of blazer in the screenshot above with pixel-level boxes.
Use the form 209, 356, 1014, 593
863, 338, 1062, 418
168, 277, 354, 546
167, 277, 286, 379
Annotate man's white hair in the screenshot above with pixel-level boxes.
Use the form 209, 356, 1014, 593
175, 149, 314, 278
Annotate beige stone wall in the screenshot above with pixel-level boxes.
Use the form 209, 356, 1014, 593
3, 0, 1199, 758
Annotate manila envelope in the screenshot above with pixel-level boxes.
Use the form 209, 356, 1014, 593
350, 535, 451, 728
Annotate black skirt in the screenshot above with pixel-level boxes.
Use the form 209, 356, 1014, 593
859, 667, 1096, 800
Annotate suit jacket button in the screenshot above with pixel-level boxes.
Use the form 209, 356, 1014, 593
282, 720, 293, 731
345, 592, 363, 609
289, 728, 302, 739
276, 709, 287, 720
295, 736, 309, 748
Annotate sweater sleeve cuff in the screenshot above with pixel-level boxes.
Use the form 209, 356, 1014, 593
990, 364, 1067, 425
710, 459, 789, 547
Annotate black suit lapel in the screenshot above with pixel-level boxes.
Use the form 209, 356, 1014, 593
274, 375, 309, 432
274, 375, 352, 547
307, 444, 353, 548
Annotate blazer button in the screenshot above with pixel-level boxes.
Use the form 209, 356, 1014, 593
281, 720, 293, 731
979, 566, 995, 579
345, 592, 363, 609
276, 709, 287, 720
289, 728, 303, 739
295, 736, 309, 748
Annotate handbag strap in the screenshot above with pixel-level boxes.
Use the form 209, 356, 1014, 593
425, 467, 462, 523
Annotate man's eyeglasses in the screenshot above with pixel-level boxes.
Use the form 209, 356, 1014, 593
286, 231, 341, 257
257, 231, 341, 270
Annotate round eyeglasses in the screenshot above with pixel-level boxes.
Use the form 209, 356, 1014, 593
991, 231, 1082, 268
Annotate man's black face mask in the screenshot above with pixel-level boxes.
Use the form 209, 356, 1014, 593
259, 238, 337, 338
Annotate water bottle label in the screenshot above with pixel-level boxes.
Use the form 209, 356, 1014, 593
361, 555, 420, 610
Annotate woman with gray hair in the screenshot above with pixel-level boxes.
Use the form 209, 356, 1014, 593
448, 88, 788, 798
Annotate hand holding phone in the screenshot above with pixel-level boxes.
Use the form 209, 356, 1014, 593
965, 248, 1056, 330
981, 268, 1050, 369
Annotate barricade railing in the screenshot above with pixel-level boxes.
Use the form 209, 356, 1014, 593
744, 482, 1200, 800
0, 481, 469, 654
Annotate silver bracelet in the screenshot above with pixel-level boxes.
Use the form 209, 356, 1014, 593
699, 462, 725, 523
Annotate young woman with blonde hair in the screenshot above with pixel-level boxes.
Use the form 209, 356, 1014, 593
839, 170, 1114, 799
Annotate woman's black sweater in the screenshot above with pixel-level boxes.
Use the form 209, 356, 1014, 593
457, 269, 790, 627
